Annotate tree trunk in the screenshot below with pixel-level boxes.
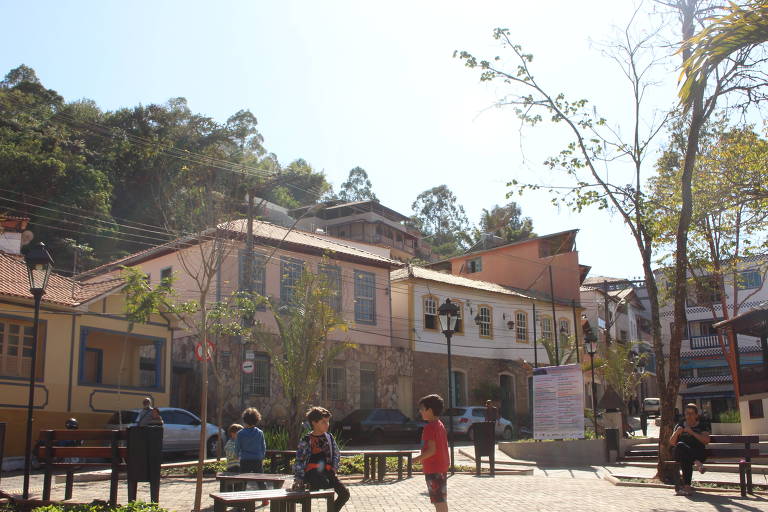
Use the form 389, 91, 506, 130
193, 296, 208, 512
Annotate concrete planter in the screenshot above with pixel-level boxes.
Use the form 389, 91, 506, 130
499, 439, 607, 466
711, 422, 741, 435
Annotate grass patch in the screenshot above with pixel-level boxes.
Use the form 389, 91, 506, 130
30, 502, 169, 512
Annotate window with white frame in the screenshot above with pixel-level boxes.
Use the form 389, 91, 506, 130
478, 305, 492, 338
0, 319, 36, 378
516, 311, 528, 342
541, 316, 553, 341
354, 270, 376, 324
467, 257, 482, 273
452, 300, 464, 334
423, 296, 438, 330
738, 270, 762, 290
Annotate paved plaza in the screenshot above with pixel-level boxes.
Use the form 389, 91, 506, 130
3, 471, 766, 512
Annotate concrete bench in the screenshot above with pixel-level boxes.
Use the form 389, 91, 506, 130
210, 488, 335, 512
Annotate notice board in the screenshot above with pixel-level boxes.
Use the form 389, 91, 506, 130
533, 364, 585, 440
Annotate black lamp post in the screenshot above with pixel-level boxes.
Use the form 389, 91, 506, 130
584, 331, 599, 436
438, 298, 459, 474
22, 242, 54, 499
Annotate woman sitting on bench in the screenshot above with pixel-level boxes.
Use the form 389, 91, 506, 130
670, 403, 710, 496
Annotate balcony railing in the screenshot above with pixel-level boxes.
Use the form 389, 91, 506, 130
689, 335, 728, 350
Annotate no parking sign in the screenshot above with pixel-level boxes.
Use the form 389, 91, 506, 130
241, 360, 255, 374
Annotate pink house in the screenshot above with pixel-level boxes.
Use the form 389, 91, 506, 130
78, 219, 406, 424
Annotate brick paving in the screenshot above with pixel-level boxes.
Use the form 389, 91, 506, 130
3, 472, 767, 512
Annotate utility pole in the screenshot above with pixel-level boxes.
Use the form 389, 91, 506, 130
549, 266, 559, 365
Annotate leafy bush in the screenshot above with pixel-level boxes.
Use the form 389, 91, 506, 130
264, 426, 291, 451
32, 502, 168, 512
161, 460, 226, 477
336, 454, 471, 475
717, 409, 741, 423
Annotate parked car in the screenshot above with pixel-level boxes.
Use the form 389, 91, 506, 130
336, 408, 425, 444
440, 406, 515, 441
642, 398, 661, 417
106, 407, 222, 457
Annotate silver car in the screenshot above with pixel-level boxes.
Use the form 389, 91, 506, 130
106, 407, 222, 456
440, 406, 515, 441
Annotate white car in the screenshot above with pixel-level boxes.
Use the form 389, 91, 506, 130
106, 407, 222, 456
642, 398, 661, 418
440, 406, 515, 441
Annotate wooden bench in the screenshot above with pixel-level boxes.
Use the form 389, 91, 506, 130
362, 450, 417, 482
266, 449, 298, 474
216, 472, 292, 492
665, 434, 760, 496
37, 429, 126, 505
209, 488, 335, 512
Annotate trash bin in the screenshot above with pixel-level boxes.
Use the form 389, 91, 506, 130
472, 421, 495, 476
127, 426, 163, 502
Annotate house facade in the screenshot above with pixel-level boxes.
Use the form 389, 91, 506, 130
657, 259, 768, 420
0, 246, 175, 461
78, 220, 406, 426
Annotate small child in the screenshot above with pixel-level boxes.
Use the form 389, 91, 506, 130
236, 408, 267, 504
292, 407, 349, 511
414, 394, 450, 512
224, 424, 243, 472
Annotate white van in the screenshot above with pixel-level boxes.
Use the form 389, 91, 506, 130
643, 398, 661, 417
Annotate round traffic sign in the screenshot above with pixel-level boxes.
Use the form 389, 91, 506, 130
241, 360, 255, 374
194, 341, 215, 361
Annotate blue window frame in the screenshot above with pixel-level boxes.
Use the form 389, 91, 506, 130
354, 270, 376, 325
280, 257, 304, 305
738, 270, 762, 290
319, 264, 342, 312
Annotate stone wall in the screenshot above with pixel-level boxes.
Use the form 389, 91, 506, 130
412, 352, 531, 427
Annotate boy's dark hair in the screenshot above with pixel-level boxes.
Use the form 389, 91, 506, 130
228, 423, 244, 434
419, 394, 444, 416
685, 403, 699, 415
242, 407, 262, 425
305, 406, 332, 425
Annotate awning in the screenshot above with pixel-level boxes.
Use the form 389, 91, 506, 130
680, 383, 735, 400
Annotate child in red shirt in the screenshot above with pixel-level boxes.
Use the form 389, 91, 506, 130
414, 394, 449, 511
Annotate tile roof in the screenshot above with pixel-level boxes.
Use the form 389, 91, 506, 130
78, 219, 402, 279
0, 252, 123, 307
391, 265, 539, 300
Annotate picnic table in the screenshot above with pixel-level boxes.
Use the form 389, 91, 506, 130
362, 450, 417, 482
210, 488, 335, 512
216, 472, 293, 492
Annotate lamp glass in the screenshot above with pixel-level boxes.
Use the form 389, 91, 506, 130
24, 243, 54, 292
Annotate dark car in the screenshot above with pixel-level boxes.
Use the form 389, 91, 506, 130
336, 408, 424, 444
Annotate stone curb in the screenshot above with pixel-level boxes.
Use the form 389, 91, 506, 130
603, 473, 768, 496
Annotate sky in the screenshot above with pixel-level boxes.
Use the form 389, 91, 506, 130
1, 0, 686, 278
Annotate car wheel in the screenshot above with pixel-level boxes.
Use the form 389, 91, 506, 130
467, 426, 475, 442
206, 436, 219, 458
371, 429, 384, 445
502, 427, 513, 441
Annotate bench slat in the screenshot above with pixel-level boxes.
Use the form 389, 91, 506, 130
210, 489, 334, 501
709, 435, 760, 444
39, 429, 126, 441
705, 448, 760, 458
38, 446, 127, 458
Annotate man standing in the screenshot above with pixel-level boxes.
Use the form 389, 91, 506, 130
484, 400, 499, 423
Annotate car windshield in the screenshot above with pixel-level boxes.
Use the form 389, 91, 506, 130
107, 411, 138, 424
442, 408, 467, 417
645, 399, 659, 404
343, 410, 373, 422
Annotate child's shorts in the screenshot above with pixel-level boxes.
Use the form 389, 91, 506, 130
424, 473, 447, 504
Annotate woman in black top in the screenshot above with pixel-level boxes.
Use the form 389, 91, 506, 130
670, 403, 710, 496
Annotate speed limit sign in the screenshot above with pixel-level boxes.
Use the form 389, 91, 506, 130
241, 360, 255, 374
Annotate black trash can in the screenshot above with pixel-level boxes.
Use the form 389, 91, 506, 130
472, 421, 496, 476
127, 426, 163, 502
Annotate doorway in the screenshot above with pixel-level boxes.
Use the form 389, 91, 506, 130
499, 374, 515, 422
360, 364, 377, 409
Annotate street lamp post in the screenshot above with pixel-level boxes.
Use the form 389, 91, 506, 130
22, 242, 54, 500
438, 298, 459, 474
584, 331, 599, 436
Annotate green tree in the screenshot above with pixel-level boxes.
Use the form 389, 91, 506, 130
338, 166, 378, 202
600, 341, 647, 431
253, 263, 351, 447
410, 185, 472, 259
475, 202, 534, 243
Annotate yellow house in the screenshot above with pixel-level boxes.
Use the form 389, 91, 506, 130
0, 251, 175, 461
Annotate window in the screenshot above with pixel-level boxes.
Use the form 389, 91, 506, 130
697, 366, 730, 377
423, 295, 438, 330
319, 264, 342, 312
244, 354, 270, 397
559, 318, 570, 339
540, 316, 553, 341
688, 275, 721, 306
160, 267, 173, 288
79, 328, 162, 389
139, 343, 158, 387
478, 305, 492, 338
515, 311, 528, 342
82, 348, 103, 384
452, 300, 464, 334
680, 368, 694, 379
0, 319, 39, 378
280, 257, 304, 305
670, 322, 690, 339
467, 257, 482, 273
238, 250, 266, 299
354, 270, 376, 324
748, 399, 764, 419
738, 270, 762, 290
326, 366, 346, 401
